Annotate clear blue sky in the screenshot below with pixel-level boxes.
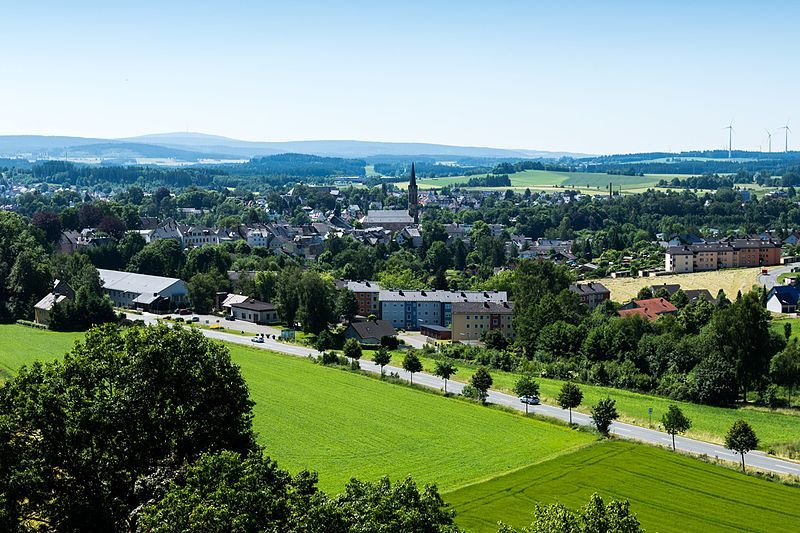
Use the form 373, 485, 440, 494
2, 1, 798, 154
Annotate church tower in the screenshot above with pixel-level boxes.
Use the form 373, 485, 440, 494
408, 162, 419, 223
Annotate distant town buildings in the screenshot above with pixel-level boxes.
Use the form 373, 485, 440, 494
569, 282, 610, 309
618, 298, 678, 321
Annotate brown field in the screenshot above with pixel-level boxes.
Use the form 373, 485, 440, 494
602, 266, 767, 302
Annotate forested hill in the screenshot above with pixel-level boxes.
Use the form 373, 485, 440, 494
227, 153, 366, 177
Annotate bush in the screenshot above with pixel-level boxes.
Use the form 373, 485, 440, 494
16, 319, 47, 330
461, 384, 481, 401
381, 335, 399, 350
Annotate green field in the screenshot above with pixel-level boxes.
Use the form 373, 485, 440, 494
410, 353, 800, 452
2, 324, 799, 531
0, 325, 82, 379
407, 170, 682, 194
447, 440, 800, 533
227, 342, 594, 491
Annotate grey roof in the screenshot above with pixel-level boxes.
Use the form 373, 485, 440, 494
34, 293, 67, 311
348, 320, 397, 340
230, 298, 276, 312
452, 301, 514, 314
363, 210, 413, 223
98, 269, 185, 295
569, 282, 610, 296
346, 281, 381, 293
379, 289, 507, 303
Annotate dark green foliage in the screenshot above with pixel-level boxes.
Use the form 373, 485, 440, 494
591, 397, 619, 436
402, 352, 423, 384
335, 289, 359, 322
434, 359, 457, 393
343, 338, 362, 360
770, 340, 800, 404
725, 420, 759, 472
0, 323, 255, 531
557, 382, 583, 424
127, 238, 185, 278
188, 271, 230, 314
513, 374, 539, 413
482, 328, 511, 350
499, 492, 642, 533
470, 367, 494, 403
661, 405, 691, 450
373, 348, 392, 376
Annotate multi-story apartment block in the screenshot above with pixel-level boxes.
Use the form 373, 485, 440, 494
451, 301, 514, 341
568, 282, 611, 309
665, 238, 780, 273
378, 289, 508, 330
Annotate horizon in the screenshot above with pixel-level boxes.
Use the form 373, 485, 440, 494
2, 1, 798, 154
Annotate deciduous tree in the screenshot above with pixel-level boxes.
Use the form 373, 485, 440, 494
725, 420, 758, 472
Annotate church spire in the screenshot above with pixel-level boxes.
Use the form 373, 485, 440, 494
408, 161, 419, 223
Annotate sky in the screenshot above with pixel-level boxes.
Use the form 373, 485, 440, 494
1, 0, 798, 155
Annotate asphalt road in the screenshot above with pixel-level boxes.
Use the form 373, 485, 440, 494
758, 264, 795, 290
140, 314, 800, 478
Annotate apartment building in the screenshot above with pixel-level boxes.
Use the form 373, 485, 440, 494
378, 289, 508, 330
451, 301, 514, 341
665, 238, 780, 273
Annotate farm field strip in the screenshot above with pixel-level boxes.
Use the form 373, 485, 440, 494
602, 266, 764, 302
446, 440, 800, 533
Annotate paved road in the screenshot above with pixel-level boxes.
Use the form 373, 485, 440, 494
140, 314, 800, 478
758, 264, 795, 290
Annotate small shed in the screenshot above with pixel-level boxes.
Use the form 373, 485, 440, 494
420, 324, 452, 341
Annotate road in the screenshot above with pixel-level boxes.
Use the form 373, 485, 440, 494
138, 313, 800, 478
758, 264, 794, 290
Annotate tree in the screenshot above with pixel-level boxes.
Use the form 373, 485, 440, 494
373, 347, 392, 377
434, 359, 457, 393
481, 328, 510, 350
31, 210, 62, 242
343, 338, 362, 360
661, 405, 691, 451
336, 289, 359, 322
187, 271, 229, 314
591, 397, 618, 436
557, 382, 583, 424
500, 492, 642, 533
97, 215, 127, 239
0, 323, 255, 531
470, 367, 494, 404
127, 238, 185, 278
297, 271, 335, 334
770, 340, 800, 405
402, 352, 423, 384
784, 322, 792, 340
276, 266, 302, 326
636, 286, 653, 300
669, 288, 689, 309
725, 420, 758, 472
513, 374, 540, 414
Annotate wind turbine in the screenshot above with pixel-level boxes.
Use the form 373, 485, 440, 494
778, 120, 791, 152
765, 129, 773, 153
723, 122, 733, 159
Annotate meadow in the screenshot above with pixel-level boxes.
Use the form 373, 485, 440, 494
408, 169, 682, 194
602, 266, 764, 302
2, 324, 799, 531
446, 440, 800, 533
408, 352, 800, 452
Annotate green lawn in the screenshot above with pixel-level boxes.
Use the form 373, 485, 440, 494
0, 324, 83, 380
227, 343, 594, 492
411, 353, 800, 452
446, 440, 800, 533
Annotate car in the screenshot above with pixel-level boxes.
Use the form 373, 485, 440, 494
191, 316, 200, 322
250, 335, 264, 343
519, 395, 540, 405
224, 315, 235, 321
178, 308, 191, 315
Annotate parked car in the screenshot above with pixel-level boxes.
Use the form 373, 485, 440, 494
191, 316, 200, 322
519, 395, 540, 405
177, 308, 191, 315
251, 335, 264, 343
225, 315, 235, 321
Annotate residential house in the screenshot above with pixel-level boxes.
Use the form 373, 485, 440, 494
34, 279, 74, 326
569, 282, 610, 309
618, 298, 678, 321
343, 319, 397, 345
767, 285, 800, 314
229, 298, 280, 324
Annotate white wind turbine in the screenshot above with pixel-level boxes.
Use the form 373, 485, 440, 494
723, 122, 733, 159
765, 129, 773, 153
778, 120, 791, 152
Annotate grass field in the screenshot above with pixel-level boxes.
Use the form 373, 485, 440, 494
0, 325, 82, 379
2, 324, 799, 530
407, 170, 684, 194
446, 440, 800, 533
409, 352, 800, 452
602, 266, 765, 302
227, 343, 595, 492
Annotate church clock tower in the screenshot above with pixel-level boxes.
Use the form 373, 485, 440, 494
408, 162, 419, 223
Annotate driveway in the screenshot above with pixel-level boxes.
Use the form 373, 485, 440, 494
758, 264, 795, 290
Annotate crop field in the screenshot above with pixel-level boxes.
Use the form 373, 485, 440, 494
409, 352, 800, 451
601, 266, 765, 302
446, 440, 800, 533
227, 342, 594, 492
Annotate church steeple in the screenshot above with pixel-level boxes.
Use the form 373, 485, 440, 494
408, 162, 419, 223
